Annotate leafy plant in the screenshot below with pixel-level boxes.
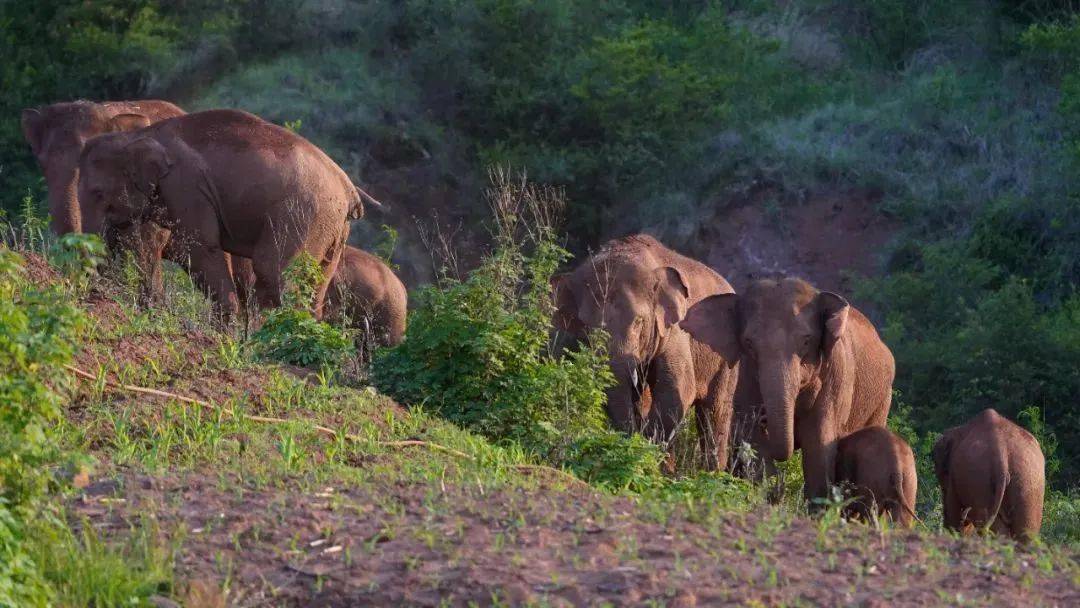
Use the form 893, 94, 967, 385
251, 253, 353, 370
48, 233, 107, 291
372, 172, 673, 487
0, 245, 86, 605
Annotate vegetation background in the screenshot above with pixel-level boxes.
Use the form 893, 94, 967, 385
2, 0, 1079, 518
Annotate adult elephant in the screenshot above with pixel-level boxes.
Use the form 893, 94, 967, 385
552, 234, 739, 470
77, 109, 361, 317
680, 277, 895, 501
21, 100, 185, 235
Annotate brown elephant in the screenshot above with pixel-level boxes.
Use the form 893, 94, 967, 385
325, 245, 408, 350
679, 277, 895, 501
835, 426, 917, 527
77, 109, 360, 317
552, 234, 739, 470
21, 100, 185, 235
932, 409, 1045, 542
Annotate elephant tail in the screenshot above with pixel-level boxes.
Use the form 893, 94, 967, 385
985, 466, 1009, 533
890, 471, 922, 525
348, 183, 384, 220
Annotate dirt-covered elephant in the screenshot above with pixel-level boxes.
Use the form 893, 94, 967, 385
325, 245, 408, 351
77, 109, 361, 317
22, 100, 185, 235
835, 426, 917, 527
680, 277, 895, 501
933, 409, 1045, 542
552, 234, 739, 470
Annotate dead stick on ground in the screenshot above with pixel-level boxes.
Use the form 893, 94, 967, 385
64, 364, 590, 489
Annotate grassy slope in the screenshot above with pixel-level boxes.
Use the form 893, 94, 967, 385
21, 250, 1077, 606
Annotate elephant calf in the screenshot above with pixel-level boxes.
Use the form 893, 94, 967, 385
933, 409, 1045, 542
835, 426, 917, 527
324, 245, 408, 349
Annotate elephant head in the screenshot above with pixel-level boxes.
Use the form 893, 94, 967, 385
552, 259, 690, 433
77, 129, 171, 237
680, 278, 849, 462
22, 102, 158, 234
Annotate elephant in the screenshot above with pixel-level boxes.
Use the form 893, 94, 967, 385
835, 426, 917, 527
679, 277, 895, 502
21, 99, 185, 235
932, 409, 1045, 542
552, 234, 739, 470
77, 109, 362, 318
324, 245, 408, 351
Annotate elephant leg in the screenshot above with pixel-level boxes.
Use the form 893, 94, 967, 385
134, 222, 171, 306
798, 412, 838, 505
645, 335, 697, 448
228, 255, 256, 309
730, 362, 766, 478
942, 485, 965, 533
186, 240, 239, 318
1007, 484, 1043, 543
311, 224, 348, 320
694, 365, 737, 472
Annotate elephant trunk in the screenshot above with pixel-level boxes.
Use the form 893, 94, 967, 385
45, 159, 82, 234
759, 360, 797, 462
605, 355, 645, 434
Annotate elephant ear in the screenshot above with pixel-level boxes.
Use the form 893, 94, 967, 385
932, 432, 953, 483
21, 108, 45, 157
551, 273, 582, 334
679, 293, 741, 363
652, 266, 690, 332
123, 137, 172, 197
107, 113, 153, 133
817, 291, 850, 357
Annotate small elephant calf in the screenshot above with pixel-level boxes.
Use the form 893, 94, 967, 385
933, 409, 1045, 542
324, 246, 407, 351
834, 426, 918, 527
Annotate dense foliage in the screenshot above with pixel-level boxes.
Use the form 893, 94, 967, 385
0, 244, 86, 605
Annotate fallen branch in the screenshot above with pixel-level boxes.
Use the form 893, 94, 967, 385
65, 364, 590, 490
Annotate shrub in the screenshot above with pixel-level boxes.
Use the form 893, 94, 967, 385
0, 245, 86, 606
48, 233, 107, 292
251, 253, 354, 369
373, 171, 674, 488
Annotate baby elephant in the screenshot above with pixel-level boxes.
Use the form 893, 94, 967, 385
324, 246, 407, 352
835, 426, 918, 527
933, 409, 1045, 542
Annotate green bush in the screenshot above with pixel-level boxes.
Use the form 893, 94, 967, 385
251, 253, 354, 370
372, 173, 674, 488
48, 233, 107, 292
0, 246, 86, 606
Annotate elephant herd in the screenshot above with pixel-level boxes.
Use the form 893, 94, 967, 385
553, 235, 1046, 542
21, 99, 406, 347
22, 99, 1045, 542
